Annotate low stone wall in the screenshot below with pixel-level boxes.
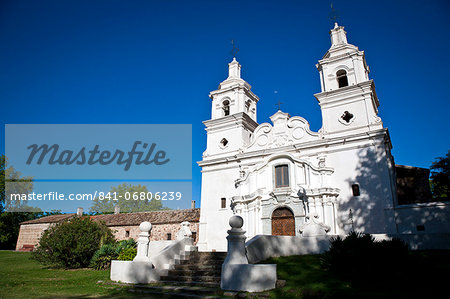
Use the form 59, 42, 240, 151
109, 222, 199, 244
393, 233, 450, 250
245, 235, 333, 263
393, 201, 450, 234
15, 223, 51, 251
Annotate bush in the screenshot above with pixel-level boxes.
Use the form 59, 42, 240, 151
115, 239, 136, 254
89, 244, 117, 270
321, 231, 409, 283
89, 239, 136, 269
32, 217, 115, 269
117, 247, 137, 261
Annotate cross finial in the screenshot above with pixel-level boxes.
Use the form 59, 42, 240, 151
275, 100, 283, 111
329, 3, 339, 24
230, 40, 239, 58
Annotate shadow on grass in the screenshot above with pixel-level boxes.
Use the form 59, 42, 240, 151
260, 251, 450, 299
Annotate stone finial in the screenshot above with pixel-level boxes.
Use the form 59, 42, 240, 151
223, 215, 248, 265
134, 221, 152, 262
176, 221, 192, 240
299, 212, 331, 237
139, 221, 152, 232
229, 215, 243, 228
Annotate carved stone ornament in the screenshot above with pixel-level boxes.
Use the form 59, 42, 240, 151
299, 212, 330, 237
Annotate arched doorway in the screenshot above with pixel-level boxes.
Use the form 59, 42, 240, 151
271, 207, 295, 236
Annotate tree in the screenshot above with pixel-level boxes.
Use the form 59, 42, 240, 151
0, 155, 4, 213
0, 155, 43, 249
430, 150, 449, 200
89, 183, 167, 214
1, 155, 36, 212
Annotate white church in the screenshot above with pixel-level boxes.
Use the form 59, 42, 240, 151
197, 23, 401, 252
16, 22, 448, 256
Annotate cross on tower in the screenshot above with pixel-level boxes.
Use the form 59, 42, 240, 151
230, 40, 239, 58
275, 100, 283, 110
329, 3, 339, 23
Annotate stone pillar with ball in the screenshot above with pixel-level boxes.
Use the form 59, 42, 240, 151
223, 215, 248, 265
221, 215, 277, 292
134, 221, 152, 262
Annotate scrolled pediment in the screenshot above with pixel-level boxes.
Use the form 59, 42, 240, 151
245, 111, 320, 152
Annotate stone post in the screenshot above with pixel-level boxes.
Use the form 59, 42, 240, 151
223, 215, 248, 265
133, 221, 152, 262
221, 215, 277, 292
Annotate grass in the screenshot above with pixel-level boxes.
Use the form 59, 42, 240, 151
263, 251, 450, 299
0, 251, 145, 298
1, 250, 449, 298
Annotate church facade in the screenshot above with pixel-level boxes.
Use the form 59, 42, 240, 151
197, 23, 398, 252
15, 23, 449, 253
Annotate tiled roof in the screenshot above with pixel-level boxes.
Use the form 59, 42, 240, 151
91, 208, 200, 226
20, 214, 76, 225
19, 208, 201, 226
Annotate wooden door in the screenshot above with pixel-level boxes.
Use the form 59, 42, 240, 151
271, 207, 295, 236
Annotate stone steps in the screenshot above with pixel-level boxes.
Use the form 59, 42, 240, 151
156, 280, 221, 288
168, 269, 222, 276
175, 264, 221, 270
160, 251, 226, 286
161, 275, 221, 283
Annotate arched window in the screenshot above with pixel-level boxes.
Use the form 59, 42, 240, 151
245, 100, 251, 113
336, 70, 349, 88
222, 100, 230, 116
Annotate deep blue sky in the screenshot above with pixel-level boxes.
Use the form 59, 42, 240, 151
1, 0, 449, 207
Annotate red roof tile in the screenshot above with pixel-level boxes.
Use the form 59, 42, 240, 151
20, 214, 76, 225
92, 209, 200, 226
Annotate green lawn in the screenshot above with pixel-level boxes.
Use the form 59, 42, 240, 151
0, 251, 140, 298
264, 251, 450, 298
1, 250, 449, 298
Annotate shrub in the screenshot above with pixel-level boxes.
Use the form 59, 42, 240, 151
321, 231, 409, 283
89, 244, 117, 270
117, 247, 137, 261
115, 239, 136, 254
90, 239, 136, 269
32, 217, 115, 269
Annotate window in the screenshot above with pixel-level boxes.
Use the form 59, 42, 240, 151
167, 233, 172, 240
275, 165, 289, 188
416, 225, 425, 232
221, 198, 226, 209
341, 111, 354, 123
336, 70, 349, 88
222, 100, 230, 116
191, 232, 197, 241
220, 138, 228, 147
352, 184, 360, 196
125, 230, 130, 238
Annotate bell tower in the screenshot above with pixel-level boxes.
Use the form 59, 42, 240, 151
314, 23, 383, 136
203, 58, 259, 158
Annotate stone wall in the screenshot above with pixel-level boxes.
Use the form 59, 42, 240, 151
109, 222, 199, 244
392, 201, 450, 234
15, 223, 51, 251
